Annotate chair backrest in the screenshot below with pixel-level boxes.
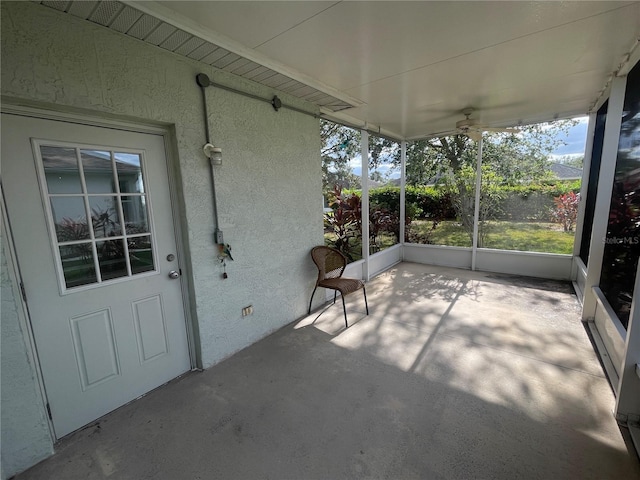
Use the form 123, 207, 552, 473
311, 246, 346, 283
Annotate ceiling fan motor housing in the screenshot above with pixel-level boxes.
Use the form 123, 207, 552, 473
456, 117, 477, 130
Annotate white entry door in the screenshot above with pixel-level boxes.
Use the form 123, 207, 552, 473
2, 114, 191, 438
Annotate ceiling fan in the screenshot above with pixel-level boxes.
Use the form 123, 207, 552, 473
430, 108, 520, 141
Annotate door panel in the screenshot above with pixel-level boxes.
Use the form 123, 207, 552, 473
132, 295, 169, 363
70, 308, 120, 390
1, 114, 191, 437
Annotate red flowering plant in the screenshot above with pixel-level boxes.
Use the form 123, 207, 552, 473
324, 186, 363, 260
550, 191, 580, 232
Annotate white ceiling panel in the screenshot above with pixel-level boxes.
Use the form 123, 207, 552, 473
338, 3, 640, 138
252, 2, 629, 90
157, 1, 338, 48
141, 1, 639, 138
41, 1, 640, 138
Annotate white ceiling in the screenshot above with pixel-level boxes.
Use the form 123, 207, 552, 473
124, 2, 640, 138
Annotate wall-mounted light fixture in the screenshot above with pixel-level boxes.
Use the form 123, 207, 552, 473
203, 143, 222, 165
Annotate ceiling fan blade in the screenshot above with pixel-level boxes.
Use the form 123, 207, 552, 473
421, 129, 459, 139
466, 131, 483, 142
483, 127, 520, 134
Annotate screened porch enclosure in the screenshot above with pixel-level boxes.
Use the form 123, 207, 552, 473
322, 118, 585, 283
3, 2, 640, 478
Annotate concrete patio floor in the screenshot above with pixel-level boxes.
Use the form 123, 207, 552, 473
16, 263, 640, 479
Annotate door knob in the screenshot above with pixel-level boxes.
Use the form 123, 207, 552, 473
168, 270, 180, 279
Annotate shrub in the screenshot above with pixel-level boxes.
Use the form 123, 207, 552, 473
369, 180, 580, 222
494, 180, 581, 221
369, 185, 455, 220
550, 192, 580, 232
332, 180, 581, 253
324, 186, 362, 260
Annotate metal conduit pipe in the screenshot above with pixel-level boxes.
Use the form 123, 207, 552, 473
196, 72, 402, 143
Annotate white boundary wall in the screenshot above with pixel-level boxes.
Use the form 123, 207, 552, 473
403, 244, 573, 280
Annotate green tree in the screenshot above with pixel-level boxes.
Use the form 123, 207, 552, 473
403, 120, 577, 187
442, 164, 505, 246
369, 170, 385, 183
321, 118, 578, 247
320, 120, 399, 195
321, 120, 361, 192
555, 154, 584, 169
401, 119, 578, 246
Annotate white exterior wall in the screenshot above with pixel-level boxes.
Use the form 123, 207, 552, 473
1, 2, 323, 476
402, 244, 573, 281
615, 262, 640, 426
403, 244, 473, 269
593, 288, 628, 380
573, 257, 588, 302
475, 249, 573, 280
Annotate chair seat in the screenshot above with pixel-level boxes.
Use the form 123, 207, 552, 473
318, 277, 365, 295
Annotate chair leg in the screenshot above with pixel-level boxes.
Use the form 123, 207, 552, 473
308, 285, 318, 314
333, 291, 337, 304
363, 285, 369, 315
341, 293, 348, 328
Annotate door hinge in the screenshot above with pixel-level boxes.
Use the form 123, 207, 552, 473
19, 281, 27, 303
46, 403, 52, 420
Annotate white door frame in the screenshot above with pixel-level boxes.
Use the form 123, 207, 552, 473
0, 102, 199, 438
1, 183, 56, 442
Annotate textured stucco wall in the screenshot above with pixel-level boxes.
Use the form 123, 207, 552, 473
1, 1, 323, 475
1, 225, 55, 478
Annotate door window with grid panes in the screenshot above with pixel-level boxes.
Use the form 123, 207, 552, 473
38, 144, 156, 291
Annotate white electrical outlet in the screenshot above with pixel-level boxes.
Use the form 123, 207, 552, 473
242, 305, 253, 317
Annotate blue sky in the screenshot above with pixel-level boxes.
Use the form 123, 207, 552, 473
550, 116, 589, 157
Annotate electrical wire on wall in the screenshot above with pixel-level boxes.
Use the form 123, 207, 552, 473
195, 71, 351, 277
196, 73, 233, 278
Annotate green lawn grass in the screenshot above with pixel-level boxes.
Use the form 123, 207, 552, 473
411, 220, 575, 254
325, 220, 575, 261
411, 220, 472, 247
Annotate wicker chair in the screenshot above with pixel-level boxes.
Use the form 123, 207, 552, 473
308, 246, 369, 327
